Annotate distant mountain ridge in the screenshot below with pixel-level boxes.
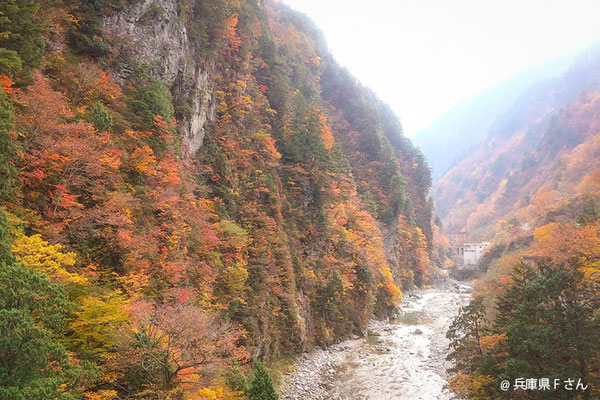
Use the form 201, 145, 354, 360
412, 54, 574, 181
435, 43, 600, 400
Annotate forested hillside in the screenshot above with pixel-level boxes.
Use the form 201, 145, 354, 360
0, 1, 434, 399
433, 43, 600, 399
435, 42, 600, 237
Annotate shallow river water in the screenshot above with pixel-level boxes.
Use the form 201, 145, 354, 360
280, 286, 471, 400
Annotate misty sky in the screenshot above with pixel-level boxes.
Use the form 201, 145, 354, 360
281, 0, 600, 137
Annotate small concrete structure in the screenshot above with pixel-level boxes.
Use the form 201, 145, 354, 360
456, 242, 490, 266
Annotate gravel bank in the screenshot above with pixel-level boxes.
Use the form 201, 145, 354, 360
279, 283, 471, 400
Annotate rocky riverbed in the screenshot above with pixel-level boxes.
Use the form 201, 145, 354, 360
279, 283, 471, 400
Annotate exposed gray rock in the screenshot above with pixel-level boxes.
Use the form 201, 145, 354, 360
104, 0, 216, 156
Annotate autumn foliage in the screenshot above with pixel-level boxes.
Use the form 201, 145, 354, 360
440, 42, 600, 400
0, 0, 434, 399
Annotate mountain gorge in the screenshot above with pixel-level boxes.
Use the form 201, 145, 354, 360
4, 1, 600, 399
0, 0, 436, 398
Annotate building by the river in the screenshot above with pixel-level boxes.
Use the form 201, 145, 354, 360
456, 242, 490, 266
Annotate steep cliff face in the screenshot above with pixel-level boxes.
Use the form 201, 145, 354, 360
0, 0, 435, 397
104, 0, 216, 155
98, 0, 433, 350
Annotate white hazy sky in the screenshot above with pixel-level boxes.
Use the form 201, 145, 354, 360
281, 0, 600, 136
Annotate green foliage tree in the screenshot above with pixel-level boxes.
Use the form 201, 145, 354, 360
67, 0, 116, 58
445, 296, 504, 400
87, 101, 113, 132
0, 48, 21, 77
224, 362, 248, 395
0, 0, 44, 83
315, 270, 346, 336
446, 297, 487, 374
0, 87, 17, 202
495, 260, 599, 399
246, 362, 278, 400
0, 214, 91, 400
129, 77, 174, 129
281, 104, 332, 170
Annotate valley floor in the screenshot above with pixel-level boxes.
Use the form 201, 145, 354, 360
280, 282, 471, 400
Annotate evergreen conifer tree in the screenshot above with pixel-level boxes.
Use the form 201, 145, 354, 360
247, 362, 278, 400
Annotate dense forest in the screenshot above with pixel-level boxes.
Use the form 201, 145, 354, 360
429, 43, 600, 399
0, 1, 436, 399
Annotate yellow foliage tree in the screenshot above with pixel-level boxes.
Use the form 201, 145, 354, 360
84, 389, 118, 400
70, 293, 130, 356
130, 145, 157, 176
446, 371, 495, 400
12, 233, 88, 285
225, 265, 248, 293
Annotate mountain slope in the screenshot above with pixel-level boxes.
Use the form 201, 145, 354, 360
434, 41, 600, 237
436, 43, 600, 399
0, 0, 434, 398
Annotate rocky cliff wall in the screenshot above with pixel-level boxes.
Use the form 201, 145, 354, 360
104, 0, 215, 155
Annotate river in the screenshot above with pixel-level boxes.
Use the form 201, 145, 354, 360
280, 283, 472, 400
